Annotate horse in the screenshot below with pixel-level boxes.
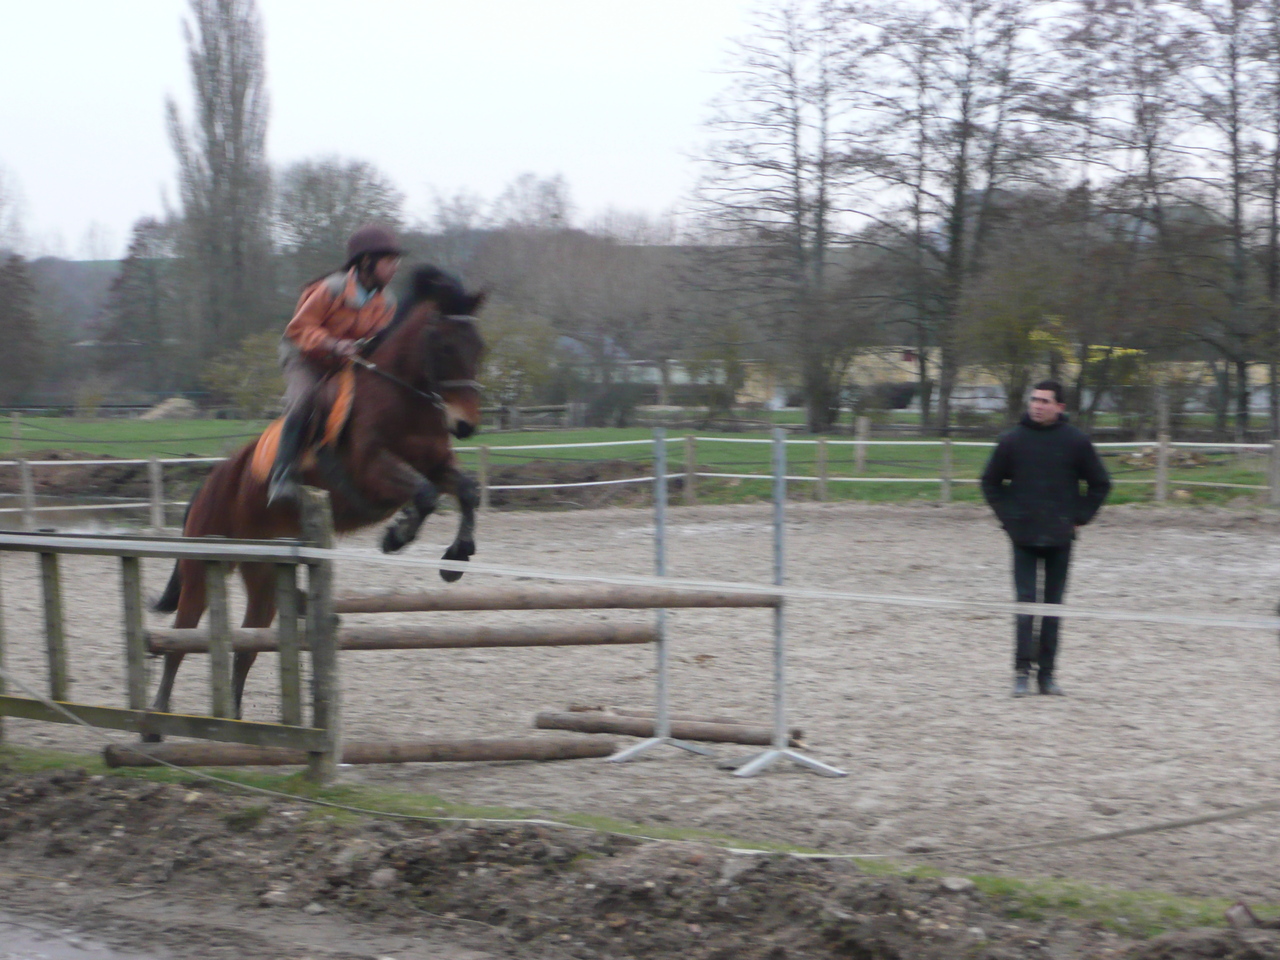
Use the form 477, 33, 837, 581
148, 265, 486, 722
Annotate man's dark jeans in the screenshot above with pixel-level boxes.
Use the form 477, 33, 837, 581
1012, 542, 1072, 677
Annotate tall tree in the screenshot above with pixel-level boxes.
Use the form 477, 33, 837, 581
0, 254, 44, 403
860, 0, 1045, 433
167, 0, 274, 351
96, 217, 189, 393
696, 0, 868, 432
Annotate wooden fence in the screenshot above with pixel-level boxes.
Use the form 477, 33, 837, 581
0, 490, 341, 781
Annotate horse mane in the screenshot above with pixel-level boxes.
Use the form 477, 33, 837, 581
361, 265, 482, 360
396, 265, 483, 321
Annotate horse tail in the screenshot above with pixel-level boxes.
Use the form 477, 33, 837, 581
151, 483, 201, 614
152, 562, 182, 614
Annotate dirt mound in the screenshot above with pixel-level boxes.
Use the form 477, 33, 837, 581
3, 767, 1274, 959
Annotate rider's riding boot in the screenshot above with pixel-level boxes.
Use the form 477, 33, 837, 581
267, 409, 309, 506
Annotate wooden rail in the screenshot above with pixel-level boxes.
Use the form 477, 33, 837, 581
335, 584, 781, 613
146, 622, 659, 654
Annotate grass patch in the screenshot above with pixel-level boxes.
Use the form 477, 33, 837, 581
3, 744, 1277, 937
3, 418, 1273, 510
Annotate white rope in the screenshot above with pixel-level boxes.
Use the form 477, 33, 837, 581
488, 476, 655, 491
0, 502, 150, 515
458, 439, 653, 452
323, 547, 1280, 632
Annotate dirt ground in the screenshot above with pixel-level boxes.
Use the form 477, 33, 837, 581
4, 501, 1280, 956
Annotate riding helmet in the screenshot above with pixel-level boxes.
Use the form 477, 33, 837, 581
346, 224, 403, 263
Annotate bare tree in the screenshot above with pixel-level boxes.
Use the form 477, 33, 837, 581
0, 165, 26, 255
695, 0, 869, 432
857, 0, 1047, 433
275, 157, 404, 286
491, 173, 575, 230
167, 0, 274, 351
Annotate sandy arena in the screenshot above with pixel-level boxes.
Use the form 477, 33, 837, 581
3, 500, 1280, 906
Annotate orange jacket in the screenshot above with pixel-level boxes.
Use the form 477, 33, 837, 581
283, 269, 397, 365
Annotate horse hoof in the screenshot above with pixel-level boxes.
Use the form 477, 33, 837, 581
380, 529, 404, 554
141, 732, 163, 744
440, 567, 465, 583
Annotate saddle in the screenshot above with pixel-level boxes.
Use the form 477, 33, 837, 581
250, 364, 357, 484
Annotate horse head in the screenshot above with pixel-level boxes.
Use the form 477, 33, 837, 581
385, 266, 486, 439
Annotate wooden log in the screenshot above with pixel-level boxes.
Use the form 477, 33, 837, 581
335, 584, 781, 613
534, 711, 802, 747
146, 621, 659, 654
602, 706, 802, 742
103, 736, 618, 768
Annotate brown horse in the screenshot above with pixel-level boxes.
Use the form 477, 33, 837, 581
149, 265, 486, 720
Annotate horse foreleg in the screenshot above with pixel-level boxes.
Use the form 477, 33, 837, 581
145, 560, 205, 741
233, 563, 276, 721
381, 478, 439, 554
435, 468, 478, 582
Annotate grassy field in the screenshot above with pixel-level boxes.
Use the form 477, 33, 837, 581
1, 417, 1271, 507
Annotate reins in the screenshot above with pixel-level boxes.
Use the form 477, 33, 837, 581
351, 314, 483, 410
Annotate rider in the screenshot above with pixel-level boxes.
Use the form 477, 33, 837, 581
266, 224, 403, 505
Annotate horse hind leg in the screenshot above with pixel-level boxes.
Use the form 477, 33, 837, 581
381, 479, 439, 554
145, 560, 206, 740
439, 470, 479, 582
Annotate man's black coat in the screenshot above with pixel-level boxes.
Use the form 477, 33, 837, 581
980, 414, 1112, 547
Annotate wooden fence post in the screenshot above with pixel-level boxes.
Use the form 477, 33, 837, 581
478, 445, 491, 511
684, 435, 697, 505
121, 556, 147, 711
19, 459, 35, 532
148, 458, 164, 533
855, 416, 869, 475
1271, 441, 1280, 508
939, 438, 953, 503
40, 553, 67, 701
300, 487, 340, 784
816, 436, 828, 501
275, 563, 302, 727
205, 560, 233, 719
1156, 434, 1171, 503
0, 556, 6, 743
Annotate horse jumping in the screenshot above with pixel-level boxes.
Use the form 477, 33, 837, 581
149, 265, 486, 721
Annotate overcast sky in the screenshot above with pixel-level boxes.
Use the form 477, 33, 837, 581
0, 0, 760, 260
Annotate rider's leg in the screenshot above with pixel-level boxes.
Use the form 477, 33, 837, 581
267, 344, 322, 506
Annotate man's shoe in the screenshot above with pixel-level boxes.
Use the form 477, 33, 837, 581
1013, 673, 1031, 697
1038, 678, 1065, 696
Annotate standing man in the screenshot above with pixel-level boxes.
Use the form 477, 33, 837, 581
980, 381, 1111, 697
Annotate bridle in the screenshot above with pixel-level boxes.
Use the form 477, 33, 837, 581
351, 314, 483, 411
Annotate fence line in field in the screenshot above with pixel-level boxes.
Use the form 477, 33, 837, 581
3, 429, 1279, 529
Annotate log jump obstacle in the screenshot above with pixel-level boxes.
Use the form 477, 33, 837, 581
3, 428, 847, 780
0, 490, 613, 781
